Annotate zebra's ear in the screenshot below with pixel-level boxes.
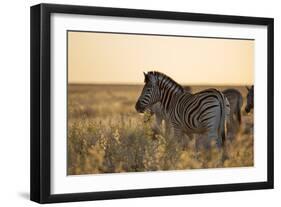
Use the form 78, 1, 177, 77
143, 72, 148, 82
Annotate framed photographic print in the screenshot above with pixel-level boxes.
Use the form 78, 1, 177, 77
30, 3, 274, 203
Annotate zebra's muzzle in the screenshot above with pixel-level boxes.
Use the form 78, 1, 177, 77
135, 101, 145, 113
245, 105, 251, 113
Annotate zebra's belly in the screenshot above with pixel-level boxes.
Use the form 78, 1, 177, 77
183, 125, 208, 135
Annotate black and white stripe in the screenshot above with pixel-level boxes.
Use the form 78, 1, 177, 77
146, 86, 192, 135
135, 71, 228, 147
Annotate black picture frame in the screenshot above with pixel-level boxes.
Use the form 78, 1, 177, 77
30, 3, 274, 204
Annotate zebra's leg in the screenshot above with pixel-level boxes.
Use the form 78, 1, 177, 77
202, 105, 225, 148
162, 125, 183, 168
227, 116, 236, 140
235, 109, 242, 135
169, 125, 181, 139
169, 125, 185, 148
206, 114, 225, 148
205, 128, 226, 166
151, 116, 162, 136
195, 134, 205, 151
182, 133, 196, 150
207, 124, 229, 164
164, 122, 171, 138
206, 129, 221, 149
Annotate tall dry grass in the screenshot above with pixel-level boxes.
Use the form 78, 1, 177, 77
67, 84, 253, 175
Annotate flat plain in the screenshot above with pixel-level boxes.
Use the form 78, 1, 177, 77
67, 84, 253, 175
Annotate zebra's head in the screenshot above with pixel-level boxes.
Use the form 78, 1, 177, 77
135, 72, 161, 113
245, 85, 254, 113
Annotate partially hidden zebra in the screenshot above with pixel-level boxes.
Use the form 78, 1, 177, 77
245, 86, 254, 113
222, 88, 243, 134
135, 71, 229, 147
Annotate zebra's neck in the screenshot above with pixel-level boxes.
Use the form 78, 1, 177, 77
157, 75, 184, 112
146, 71, 184, 112
160, 89, 183, 113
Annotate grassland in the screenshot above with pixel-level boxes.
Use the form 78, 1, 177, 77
67, 84, 253, 175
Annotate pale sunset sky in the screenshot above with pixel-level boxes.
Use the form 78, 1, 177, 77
68, 31, 254, 85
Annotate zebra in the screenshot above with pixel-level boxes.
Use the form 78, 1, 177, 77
135, 71, 229, 147
222, 89, 243, 136
245, 86, 254, 113
145, 86, 234, 145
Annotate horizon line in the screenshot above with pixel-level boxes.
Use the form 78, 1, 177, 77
68, 82, 254, 86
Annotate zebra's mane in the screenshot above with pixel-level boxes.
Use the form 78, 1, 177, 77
147, 71, 184, 93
